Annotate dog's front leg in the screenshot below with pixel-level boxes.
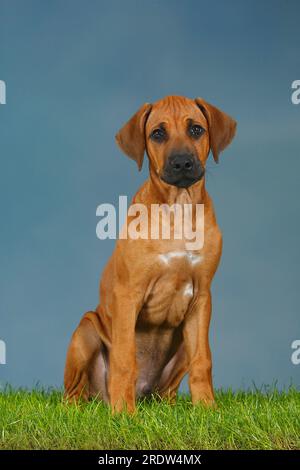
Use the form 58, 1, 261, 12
108, 289, 139, 414
183, 289, 215, 406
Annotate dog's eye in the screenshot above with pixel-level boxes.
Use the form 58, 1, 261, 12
150, 128, 166, 142
189, 124, 205, 138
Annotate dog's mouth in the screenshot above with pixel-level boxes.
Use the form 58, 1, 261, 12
160, 171, 204, 188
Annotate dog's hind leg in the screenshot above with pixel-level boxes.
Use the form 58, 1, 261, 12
64, 311, 109, 402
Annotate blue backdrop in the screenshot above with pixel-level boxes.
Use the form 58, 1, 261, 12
0, 0, 299, 391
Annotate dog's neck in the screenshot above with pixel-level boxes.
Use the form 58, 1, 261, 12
147, 164, 207, 206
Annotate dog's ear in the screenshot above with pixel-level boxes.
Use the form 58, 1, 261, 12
115, 103, 152, 171
195, 97, 237, 163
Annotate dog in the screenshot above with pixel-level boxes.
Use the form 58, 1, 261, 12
64, 95, 236, 413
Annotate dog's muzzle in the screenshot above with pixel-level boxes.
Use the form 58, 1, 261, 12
161, 153, 204, 188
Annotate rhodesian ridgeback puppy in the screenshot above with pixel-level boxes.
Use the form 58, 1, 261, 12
64, 95, 236, 413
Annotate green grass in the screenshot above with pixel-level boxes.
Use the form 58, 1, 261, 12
0, 387, 299, 450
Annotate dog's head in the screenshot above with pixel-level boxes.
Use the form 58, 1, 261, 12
116, 95, 236, 189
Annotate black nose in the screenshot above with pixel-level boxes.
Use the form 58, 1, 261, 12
161, 151, 204, 188
169, 154, 194, 173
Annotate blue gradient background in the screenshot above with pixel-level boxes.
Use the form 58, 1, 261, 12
0, 0, 299, 391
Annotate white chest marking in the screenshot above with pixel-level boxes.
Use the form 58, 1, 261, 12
183, 282, 194, 297
158, 251, 203, 266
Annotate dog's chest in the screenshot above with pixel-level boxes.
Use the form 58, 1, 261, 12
158, 250, 203, 267
141, 250, 202, 327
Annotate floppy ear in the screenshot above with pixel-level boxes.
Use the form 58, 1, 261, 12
195, 97, 237, 163
115, 103, 152, 171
